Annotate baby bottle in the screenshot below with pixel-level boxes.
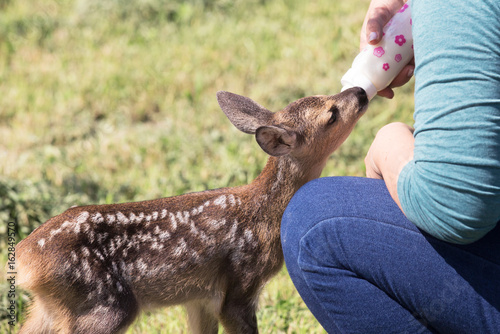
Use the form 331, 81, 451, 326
341, 0, 413, 100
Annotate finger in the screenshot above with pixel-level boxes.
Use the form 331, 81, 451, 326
362, 0, 408, 48
365, 6, 394, 45
377, 87, 395, 99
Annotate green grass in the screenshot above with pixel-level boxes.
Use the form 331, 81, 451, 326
0, 0, 414, 332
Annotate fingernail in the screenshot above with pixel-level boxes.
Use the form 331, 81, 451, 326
407, 68, 414, 77
368, 32, 378, 43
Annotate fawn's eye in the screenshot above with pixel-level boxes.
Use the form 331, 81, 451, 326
327, 106, 338, 125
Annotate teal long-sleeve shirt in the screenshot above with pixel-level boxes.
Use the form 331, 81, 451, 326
397, 0, 500, 244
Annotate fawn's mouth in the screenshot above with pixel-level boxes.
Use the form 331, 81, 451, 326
355, 88, 369, 114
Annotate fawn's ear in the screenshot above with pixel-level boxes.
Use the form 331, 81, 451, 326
255, 125, 297, 157
217, 91, 273, 134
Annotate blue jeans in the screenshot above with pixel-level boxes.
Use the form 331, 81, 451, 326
281, 177, 500, 333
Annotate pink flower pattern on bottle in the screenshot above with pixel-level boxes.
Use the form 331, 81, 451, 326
395, 35, 406, 46
398, 3, 408, 13
395, 54, 402, 62
383, 63, 390, 71
373, 47, 385, 58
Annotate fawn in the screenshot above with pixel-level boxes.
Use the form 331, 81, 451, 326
15, 87, 368, 334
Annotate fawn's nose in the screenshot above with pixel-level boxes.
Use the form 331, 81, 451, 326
340, 87, 369, 114
352, 87, 369, 109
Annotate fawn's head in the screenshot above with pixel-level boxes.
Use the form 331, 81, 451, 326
217, 87, 368, 172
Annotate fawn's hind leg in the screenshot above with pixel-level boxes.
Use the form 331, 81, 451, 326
72, 301, 138, 334
186, 300, 219, 334
21, 283, 139, 334
71, 283, 139, 334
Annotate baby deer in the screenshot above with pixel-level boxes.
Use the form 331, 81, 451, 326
16, 87, 368, 334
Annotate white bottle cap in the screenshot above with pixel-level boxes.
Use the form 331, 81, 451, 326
340, 67, 378, 100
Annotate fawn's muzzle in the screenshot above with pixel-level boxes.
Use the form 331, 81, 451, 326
356, 88, 369, 107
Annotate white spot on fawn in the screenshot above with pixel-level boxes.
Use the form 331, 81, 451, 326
191, 250, 201, 263
244, 229, 253, 243
151, 225, 170, 242
114, 235, 124, 249
61, 221, 72, 230
116, 212, 129, 224
119, 260, 127, 276
227, 220, 238, 243
199, 231, 214, 245
49, 221, 71, 239
88, 230, 96, 244
231, 237, 246, 262
141, 231, 154, 243
93, 249, 105, 261
97, 232, 108, 245
151, 241, 164, 250
208, 219, 226, 229
81, 247, 90, 257
153, 225, 161, 234
173, 238, 187, 257
189, 220, 199, 235
72, 211, 90, 233
81, 259, 92, 282
91, 212, 104, 224
136, 258, 148, 276
107, 214, 116, 224
169, 212, 178, 231
109, 239, 117, 256
159, 230, 170, 241
152, 211, 159, 221
71, 250, 78, 263
76, 211, 90, 225
176, 211, 190, 225
214, 195, 227, 209
228, 194, 236, 206
82, 223, 90, 233
161, 209, 167, 219
74, 270, 81, 280
38, 238, 46, 248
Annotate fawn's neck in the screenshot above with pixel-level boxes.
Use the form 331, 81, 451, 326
236, 155, 324, 276
245, 155, 322, 219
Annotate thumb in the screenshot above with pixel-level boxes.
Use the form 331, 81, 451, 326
362, 0, 408, 46
365, 6, 393, 45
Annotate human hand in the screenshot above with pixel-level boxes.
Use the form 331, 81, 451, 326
360, 0, 415, 99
